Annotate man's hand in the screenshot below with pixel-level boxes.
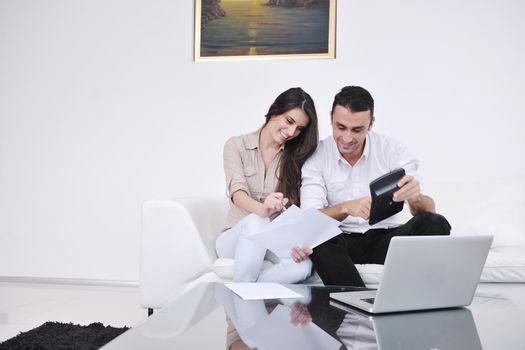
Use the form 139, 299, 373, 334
259, 192, 289, 217
393, 175, 436, 214
393, 175, 421, 204
291, 246, 313, 263
344, 196, 372, 220
320, 195, 371, 221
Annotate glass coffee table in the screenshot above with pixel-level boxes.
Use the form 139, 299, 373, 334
102, 282, 525, 349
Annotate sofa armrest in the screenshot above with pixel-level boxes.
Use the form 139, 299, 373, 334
139, 197, 228, 309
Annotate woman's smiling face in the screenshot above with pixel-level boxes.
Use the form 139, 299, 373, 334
267, 107, 310, 145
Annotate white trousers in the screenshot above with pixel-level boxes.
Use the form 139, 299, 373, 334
215, 213, 312, 283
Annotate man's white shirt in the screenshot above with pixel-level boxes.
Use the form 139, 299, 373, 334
300, 132, 420, 233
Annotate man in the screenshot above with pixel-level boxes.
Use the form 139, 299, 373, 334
300, 86, 451, 286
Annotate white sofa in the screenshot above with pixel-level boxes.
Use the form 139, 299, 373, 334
140, 175, 525, 310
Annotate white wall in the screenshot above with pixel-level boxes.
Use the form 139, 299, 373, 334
1, 0, 524, 281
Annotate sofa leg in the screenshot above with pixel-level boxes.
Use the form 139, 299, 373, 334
148, 308, 154, 316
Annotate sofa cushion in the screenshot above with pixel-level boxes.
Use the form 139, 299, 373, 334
481, 245, 525, 282
214, 259, 397, 285
213, 244, 525, 284
426, 175, 525, 247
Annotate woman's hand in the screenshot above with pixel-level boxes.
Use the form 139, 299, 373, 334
259, 192, 289, 217
291, 246, 313, 263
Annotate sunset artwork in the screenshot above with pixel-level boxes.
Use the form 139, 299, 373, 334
194, 0, 336, 61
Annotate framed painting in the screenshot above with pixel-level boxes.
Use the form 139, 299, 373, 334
194, 0, 336, 61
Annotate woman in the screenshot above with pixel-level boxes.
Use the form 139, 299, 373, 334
215, 87, 319, 283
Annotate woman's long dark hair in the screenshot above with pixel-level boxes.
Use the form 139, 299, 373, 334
263, 87, 319, 206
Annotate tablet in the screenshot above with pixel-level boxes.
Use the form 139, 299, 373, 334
369, 168, 406, 225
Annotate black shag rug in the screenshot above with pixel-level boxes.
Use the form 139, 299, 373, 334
0, 321, 129, 350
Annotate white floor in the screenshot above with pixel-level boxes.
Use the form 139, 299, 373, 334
0, 281, 147, 343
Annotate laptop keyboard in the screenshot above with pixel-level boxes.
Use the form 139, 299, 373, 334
361, 298, 375, 305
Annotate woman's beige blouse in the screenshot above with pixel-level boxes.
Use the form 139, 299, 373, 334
222, 129, 283, 231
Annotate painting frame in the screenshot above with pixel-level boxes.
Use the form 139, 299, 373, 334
194, 0, 337, 61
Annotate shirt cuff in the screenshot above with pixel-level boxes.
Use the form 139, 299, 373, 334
227, 178, 250, 199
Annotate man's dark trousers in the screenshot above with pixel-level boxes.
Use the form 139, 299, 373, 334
310, 212, 452, 287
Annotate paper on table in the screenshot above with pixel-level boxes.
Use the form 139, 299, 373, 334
225, 283, 303, 300
246, 205, 342, 257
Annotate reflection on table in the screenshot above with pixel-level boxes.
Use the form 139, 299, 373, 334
215, 284, 482, 350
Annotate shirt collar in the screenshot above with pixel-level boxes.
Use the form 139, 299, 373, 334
245, 128, 285, 151
244, 129, 260, 150
362, 133, 370, 159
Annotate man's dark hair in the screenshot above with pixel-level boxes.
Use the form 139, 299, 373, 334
331, 86, 374, 118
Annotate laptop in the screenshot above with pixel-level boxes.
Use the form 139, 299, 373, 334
330, 235, 493, 313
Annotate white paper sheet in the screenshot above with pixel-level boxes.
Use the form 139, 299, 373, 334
270, 204, 303, 224
247, 205, 342, 257
225, 283, 303, 300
